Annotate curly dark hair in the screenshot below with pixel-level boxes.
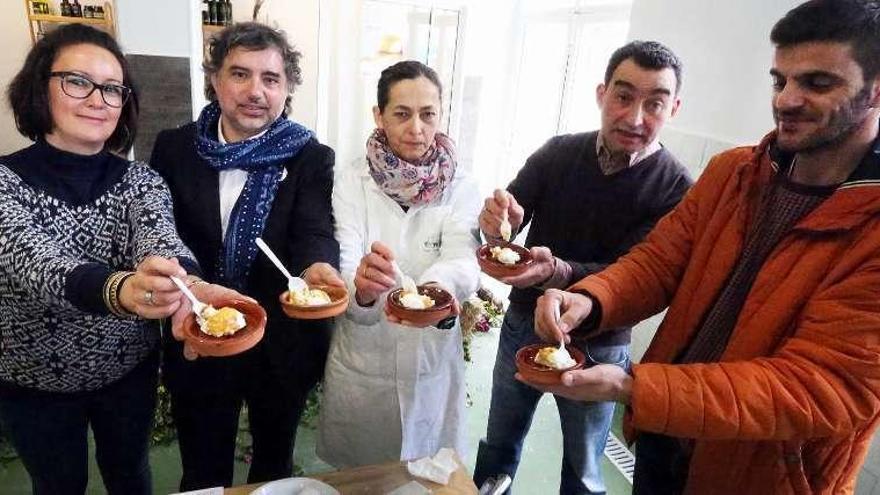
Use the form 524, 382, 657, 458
203, 22, 302, 114
771, 0, 880, 81
6, 24, 139, 154
604, 40, 683, 95
376, 60, 442, 112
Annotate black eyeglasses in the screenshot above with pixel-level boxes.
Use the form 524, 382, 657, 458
49, 71, 131, 108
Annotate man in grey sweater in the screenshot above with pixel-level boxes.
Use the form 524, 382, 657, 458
474, 40, 692, 494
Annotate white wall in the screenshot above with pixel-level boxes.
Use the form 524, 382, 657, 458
0, 4, 35, 154
231, 0, 321, 131
628, 0, 801, 147
116, 0, 191, 57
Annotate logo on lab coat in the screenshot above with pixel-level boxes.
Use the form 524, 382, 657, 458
421, 236, 441, 252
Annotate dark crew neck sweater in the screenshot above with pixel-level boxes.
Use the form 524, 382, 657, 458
508, 131, 692, 346
3, 139, 127, 206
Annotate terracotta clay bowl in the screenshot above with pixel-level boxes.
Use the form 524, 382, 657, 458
279, 285, 349, 320
515, 343, 586, 385
386, 286, 454, 327
183, 298, 266, 357
477, 243, 534, 279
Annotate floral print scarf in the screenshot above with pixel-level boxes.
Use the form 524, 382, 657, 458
366, 129, 457, 208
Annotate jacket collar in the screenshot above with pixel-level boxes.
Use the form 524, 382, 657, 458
743, 128, 880, 233
766, 130, 880, 187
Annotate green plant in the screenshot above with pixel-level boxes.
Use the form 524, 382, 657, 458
151, 382, 176, 446
461, 286, 506, 362
0, 432, 18, 465
299, 383, 322, 429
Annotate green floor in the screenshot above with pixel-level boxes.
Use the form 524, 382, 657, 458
0, 323, 632, 494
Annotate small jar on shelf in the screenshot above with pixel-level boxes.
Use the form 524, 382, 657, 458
30, 0, 50, 15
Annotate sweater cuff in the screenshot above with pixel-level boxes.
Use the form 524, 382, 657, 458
177, 256, 202, 278
66, 263, 113, 315
538, 257, 572, 290
346, 293, 385, 325
344, 276, 384, 326
568, 288, 603, 338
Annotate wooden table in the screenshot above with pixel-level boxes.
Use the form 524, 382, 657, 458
225, 459, 478, 494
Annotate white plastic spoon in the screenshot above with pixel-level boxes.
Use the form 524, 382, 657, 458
170, 275, 209, 325
552, 300, 575, 366
499, 209, 512, 243
391, 260, 418, 295
553, 300, 565, 351
255, 238, 308, 294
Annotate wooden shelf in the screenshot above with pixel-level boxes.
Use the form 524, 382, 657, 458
203, 24, 226, 35
24, 1, 117, 44
29, 13, 107, 24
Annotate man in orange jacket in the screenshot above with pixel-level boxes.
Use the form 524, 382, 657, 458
520, 0, 880, 493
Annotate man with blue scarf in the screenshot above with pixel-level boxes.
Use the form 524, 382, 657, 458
150, 22, 342, 490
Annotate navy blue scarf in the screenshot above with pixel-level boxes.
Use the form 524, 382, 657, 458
196, 101, 312, 290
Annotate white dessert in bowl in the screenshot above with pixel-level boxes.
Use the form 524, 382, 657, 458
534, 346, 577, 369
490, 245, 521, 265
399, 291, 435, 310
288, 287, 332, 306
386, 286, 453, 327
199, 305, 247, 337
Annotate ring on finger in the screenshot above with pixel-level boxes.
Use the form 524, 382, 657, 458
144, 290, 155, 306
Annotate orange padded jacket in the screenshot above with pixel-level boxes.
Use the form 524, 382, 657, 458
571, 132, 880, 494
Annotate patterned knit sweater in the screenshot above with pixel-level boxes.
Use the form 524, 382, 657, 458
0, 152, 196, 393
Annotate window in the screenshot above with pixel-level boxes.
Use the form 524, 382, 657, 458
355, 1, 464, 152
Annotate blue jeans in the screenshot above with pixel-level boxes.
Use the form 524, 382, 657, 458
473, 305, 629, 495
0, 353, 158, 495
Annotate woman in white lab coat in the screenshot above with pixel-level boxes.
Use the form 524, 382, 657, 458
317, 61, 481, 467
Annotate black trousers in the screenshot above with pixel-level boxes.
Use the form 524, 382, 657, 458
163, 340, 315, 490
0, 353, 158, 495
632, 432, 690, 495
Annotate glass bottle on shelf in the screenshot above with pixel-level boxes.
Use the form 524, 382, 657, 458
72, 0, 83, 17
217, 0, 226, 26
83, 5, 92, 18
202, 0, 209, 25
225, 0, 233, 26
60, 0, 72, 17
209, 0, 218, 25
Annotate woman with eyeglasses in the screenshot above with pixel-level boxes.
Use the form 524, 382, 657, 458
0, 24, 242, 495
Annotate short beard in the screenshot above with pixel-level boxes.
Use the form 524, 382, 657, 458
776, 85, 873, 153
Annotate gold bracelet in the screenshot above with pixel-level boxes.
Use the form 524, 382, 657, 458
102, 272, 117, 314
115, 271, 137, 317
103, 271, 128, 315
186, 277, 208, 288
105, 271, 136, 318
109, 271, 132, 317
